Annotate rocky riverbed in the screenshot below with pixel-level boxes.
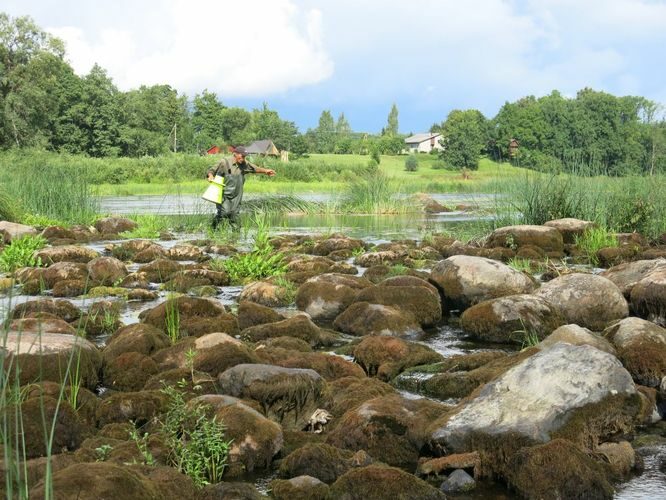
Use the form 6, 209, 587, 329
1, 216, 665, 499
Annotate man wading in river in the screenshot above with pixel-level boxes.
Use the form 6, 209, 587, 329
207, 146, 276, 230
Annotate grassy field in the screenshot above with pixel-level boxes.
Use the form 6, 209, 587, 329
95, 154, 523, 196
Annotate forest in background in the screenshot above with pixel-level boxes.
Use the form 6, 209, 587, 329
1, 12, 665, 175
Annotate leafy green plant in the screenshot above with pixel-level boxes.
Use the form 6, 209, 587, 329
160, 385, 231, 488
95, 443, 114, 462
223, 223, 287, 284
512, 319, 542, 349
0, 234, 47, 273
128, 424, 156, 466
574, 227, 618, 266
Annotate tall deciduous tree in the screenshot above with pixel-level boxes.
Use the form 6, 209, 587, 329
440, 109, 487, 170
312, 109, 335, 153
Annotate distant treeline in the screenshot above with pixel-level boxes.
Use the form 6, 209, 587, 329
1, 13, 665, 176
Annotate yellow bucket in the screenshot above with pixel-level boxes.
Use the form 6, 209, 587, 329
202, 175, 224, 204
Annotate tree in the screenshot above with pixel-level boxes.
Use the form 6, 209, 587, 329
250, 103, 298, 151
79, 65, 122, 157
312, 109, 335, 153
0, 13, 66, 148
191, 90, 226, 152
439, 109, 487, 170
384, 103, 399, 136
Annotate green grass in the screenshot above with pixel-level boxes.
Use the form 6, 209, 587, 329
575, 227, 619, 266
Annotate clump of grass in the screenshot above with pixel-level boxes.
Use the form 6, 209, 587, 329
339, 171, 407, 214
0, 159, 99, 224
507, 257, 534, 274
575, 227, 618, 266
0, 187, 21, 222
120, 215, 169, 239
164, 296, 181, 344
0, 234, 47, 273
272, 276, 297, 304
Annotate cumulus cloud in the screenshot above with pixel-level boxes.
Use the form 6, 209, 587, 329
50, 0, 333, 96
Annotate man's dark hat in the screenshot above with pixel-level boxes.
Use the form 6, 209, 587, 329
233, 146, 248, 156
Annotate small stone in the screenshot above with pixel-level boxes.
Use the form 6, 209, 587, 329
440, 469, 476, 494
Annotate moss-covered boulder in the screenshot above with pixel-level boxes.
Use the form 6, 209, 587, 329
217, 364, 327, 431
461, 294, 565, 344
9, 316, 77, 335
237, 299, 284, 330
333, 302, 424, 337
311, 236, 365, 257
295, 273, 372, 321
630, 268, 666, 325
352, 336, 443, 380
238, 280, 294, 307
270, 475, 329, 500
486, 224, 564, 255
241, 314, 328, 347
168, 243, 206, 261
192, 394, 283, 477
430, 255, 537, 312
279, 443, 360, 484
286, 255, 336, 274
429, 343, 641, 463
604, 317, 666, 387
198, 482, 265, 500
397, 350, 533, 401
41, 261, 89, 287
327, 394, 447, 466
102, 323, 171, 363
134, 244, 169, 263
256, 348, 366, 381
7, 396, 87, 459
31, 462, 196, 500
534, 273, 628, 331
34, 245, 100, 265
139, 296, 227, 335
328, 464, 446, 500
9, 298, 81, 322
328, 376, 396, 417
507, 439, 614, 499
86, 256, 128, 286
103, 351, 159, 392
95, 390, 168, 427
350, 283, 442, 328
3, 331, 101, 389
600, 258, 665, 297
94, 216, 138, 234
52, 279, 88, 297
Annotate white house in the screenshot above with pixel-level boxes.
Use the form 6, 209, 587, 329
404, 133, 444, 154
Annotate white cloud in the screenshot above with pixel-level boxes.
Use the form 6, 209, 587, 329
49, 0, 334, 97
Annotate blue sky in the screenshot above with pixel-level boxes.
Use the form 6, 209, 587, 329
4, 0, 666, 133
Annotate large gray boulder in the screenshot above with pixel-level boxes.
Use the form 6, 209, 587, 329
461, 294, 565, 344
0, 221, 38, 243
295, 273, 372, 321
600, 259, 666, 298
604, 317, 666, 387
539, 324, 616, 356
544, 218, 596, 244
534, 273, 628, 331
430, 255, 537, 311
430, 343, 640, 454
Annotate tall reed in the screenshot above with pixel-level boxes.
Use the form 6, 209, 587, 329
0, 156, 99, 224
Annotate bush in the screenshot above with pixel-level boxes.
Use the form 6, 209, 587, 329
160, 385, 231, 488
404, 155, 418, 172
